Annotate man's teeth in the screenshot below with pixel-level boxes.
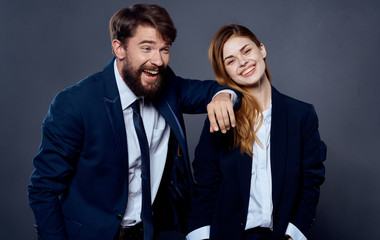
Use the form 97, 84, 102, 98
242, 66, 255, 76
144, 70, 159, 75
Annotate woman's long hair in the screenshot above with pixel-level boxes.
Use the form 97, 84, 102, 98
209, 24, 271, 156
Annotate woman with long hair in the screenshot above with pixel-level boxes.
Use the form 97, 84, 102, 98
186, 24, 326, 240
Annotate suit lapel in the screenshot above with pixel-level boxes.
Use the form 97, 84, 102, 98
271, 87, 288, 212
102, 58, 128, 171
153, 98, 196, 187
153, 99, 188, 159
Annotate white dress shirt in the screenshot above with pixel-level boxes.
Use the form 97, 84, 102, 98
245, 107, 273, 229
186, 106, 306, 240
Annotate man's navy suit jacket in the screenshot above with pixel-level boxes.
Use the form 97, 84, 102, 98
188, 87, 326, 240
28, 59, 232, 240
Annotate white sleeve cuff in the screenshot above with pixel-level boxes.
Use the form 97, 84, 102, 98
285, 222, 307, 240
186, 226, 210, 240
212, 90, 238, 104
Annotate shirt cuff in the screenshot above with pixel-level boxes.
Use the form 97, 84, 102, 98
186, 226, 210, 240
212, 90, 238, 104
285, 222, 307, 240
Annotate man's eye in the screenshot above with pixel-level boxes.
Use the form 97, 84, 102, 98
161, 48, 170, 53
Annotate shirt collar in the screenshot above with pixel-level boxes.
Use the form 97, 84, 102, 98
114, 59, 145, 110
262, 102, 272, 124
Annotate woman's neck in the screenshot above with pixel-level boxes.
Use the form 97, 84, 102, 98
248, 78, 271, 111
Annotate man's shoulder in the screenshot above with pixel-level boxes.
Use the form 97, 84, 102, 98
49, 71, 105, 109
64, 71, 103, 93
61, 59, 115, 96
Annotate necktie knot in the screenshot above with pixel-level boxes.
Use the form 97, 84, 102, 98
131, 99, 141, 114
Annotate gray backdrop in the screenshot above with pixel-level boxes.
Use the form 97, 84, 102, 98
1, 0, 379, 239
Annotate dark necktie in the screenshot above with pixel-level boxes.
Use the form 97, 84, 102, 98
130, 99, 153, 240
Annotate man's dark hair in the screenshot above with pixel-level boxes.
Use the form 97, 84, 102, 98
109, 3, 177, 48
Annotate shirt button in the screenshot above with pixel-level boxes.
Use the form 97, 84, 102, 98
116, 214, 123, 220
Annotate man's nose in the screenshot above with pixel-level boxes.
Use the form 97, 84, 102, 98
150, 51, 164, 66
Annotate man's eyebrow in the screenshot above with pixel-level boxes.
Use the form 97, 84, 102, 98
138, 40, 155, 45
138, 40, 172, 45
223, 44, 250, 61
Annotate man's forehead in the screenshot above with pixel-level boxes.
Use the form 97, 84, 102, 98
130, 25, 171, 45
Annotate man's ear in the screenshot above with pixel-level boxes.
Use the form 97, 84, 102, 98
112, 39, 126, 60
260, 43, 267, 59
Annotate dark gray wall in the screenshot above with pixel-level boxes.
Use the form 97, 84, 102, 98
1, 0, 379, 239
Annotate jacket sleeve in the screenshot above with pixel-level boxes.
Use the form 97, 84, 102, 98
187, 118, 225, 233
291, 105, 326, 238
28, 91, 84, 240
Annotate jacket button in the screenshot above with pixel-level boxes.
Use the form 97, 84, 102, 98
116, 214, 123, 220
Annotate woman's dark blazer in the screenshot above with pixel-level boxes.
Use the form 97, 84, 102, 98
188, 86, 326, 240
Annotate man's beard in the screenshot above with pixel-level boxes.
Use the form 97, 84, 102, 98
121, 60, 166, 99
